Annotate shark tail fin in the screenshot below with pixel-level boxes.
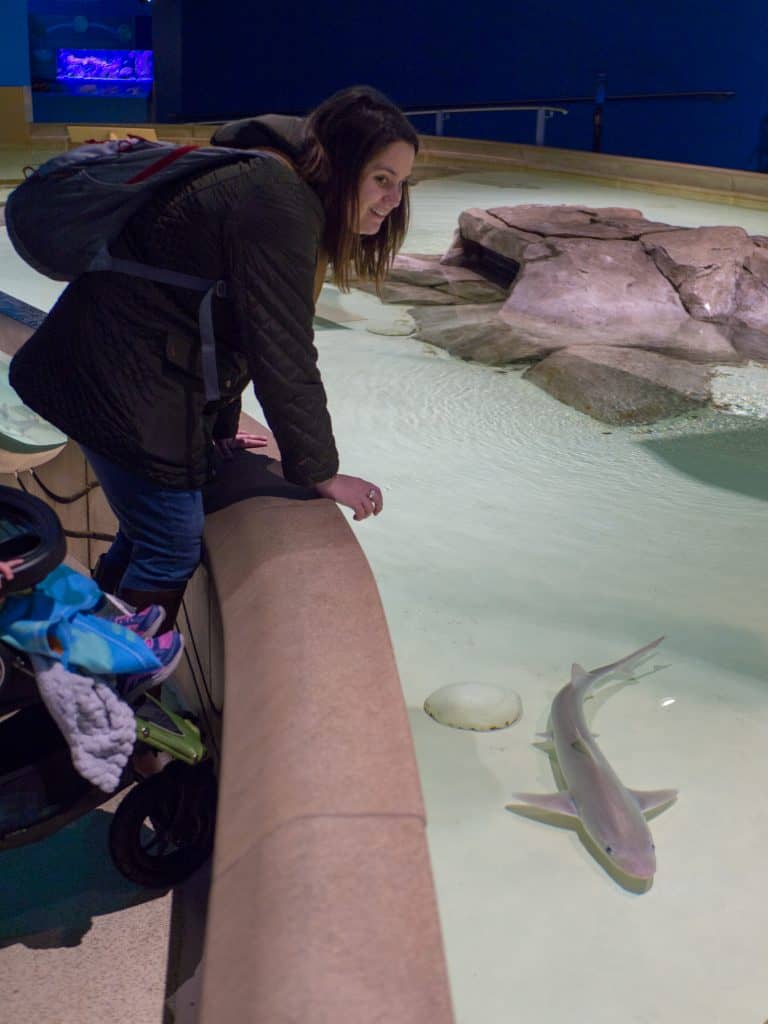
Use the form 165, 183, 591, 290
570, 663, 590, 689
573, 636, 665, 693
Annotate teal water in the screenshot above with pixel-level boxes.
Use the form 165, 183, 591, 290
0, 351, 67, 452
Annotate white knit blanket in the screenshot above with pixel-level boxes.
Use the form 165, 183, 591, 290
31, 653, 136, 793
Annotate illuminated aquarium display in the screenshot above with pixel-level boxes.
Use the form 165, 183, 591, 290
56, 49, 153, 97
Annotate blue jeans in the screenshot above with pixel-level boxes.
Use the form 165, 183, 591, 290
81, 446, 204, 592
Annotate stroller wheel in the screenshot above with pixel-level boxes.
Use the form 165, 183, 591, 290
0, 485, 66, 592
108, 761, 216, 889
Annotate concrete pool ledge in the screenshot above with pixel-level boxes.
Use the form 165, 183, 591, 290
417, 134, 768, 210
194, 430, 454, 1022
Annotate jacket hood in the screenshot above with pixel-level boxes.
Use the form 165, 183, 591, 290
209, 114, 306, 160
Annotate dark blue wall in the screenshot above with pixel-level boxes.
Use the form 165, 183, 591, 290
153, 0, 768, 171
1, 1, 30, 86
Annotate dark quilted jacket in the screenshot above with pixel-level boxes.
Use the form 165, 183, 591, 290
9, 117, 339, 490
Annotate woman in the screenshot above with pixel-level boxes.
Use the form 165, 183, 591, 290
10, 85, 418, 625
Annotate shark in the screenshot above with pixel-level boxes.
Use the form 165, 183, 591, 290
507, 637, 677, 880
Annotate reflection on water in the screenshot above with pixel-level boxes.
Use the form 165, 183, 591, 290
641, 421, 768, 502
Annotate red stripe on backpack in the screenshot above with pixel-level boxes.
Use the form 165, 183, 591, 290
127, 145, 201, 184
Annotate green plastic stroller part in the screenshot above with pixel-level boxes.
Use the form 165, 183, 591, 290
133, 694, 207, 766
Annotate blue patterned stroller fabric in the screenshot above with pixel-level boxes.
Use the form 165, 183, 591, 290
0, 564, 161, 675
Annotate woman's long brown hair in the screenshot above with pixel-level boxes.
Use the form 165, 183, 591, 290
297, 86, 419, 292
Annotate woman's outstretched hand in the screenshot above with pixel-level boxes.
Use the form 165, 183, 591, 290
314, 474, 383, 521
214, 432, 270, 459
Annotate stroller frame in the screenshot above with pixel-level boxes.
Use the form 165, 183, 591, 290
0, 485, 216, 888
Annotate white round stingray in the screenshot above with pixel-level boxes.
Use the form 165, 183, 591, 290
424, 683, 523, 731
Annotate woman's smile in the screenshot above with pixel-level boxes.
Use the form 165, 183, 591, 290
357, 140, 415, 234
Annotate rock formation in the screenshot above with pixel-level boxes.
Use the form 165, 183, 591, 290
364, 205, 768, 424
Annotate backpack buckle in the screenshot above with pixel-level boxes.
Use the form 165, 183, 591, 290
214, 280, 227, 299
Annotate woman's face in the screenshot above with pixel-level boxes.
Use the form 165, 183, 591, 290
356, 140, 416, 235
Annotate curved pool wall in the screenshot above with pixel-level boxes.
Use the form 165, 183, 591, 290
188, 425, 453, 1023
0, 311, 454, 1024
417, 134, 768, 209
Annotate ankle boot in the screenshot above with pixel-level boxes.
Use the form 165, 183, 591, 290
91, 554, 126, 596
118, 586, 186, 628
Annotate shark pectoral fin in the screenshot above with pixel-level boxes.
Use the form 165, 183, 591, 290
630, 788, 678, 815
533, 731, 555, 753
506, 791, 579, 820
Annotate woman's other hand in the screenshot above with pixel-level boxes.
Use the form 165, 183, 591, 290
314, 474, 383, 520
214, 432, 270, 460
0, 558, 23, 589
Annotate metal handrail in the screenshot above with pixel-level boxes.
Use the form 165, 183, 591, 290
404, 104, 567, 144
199, 88, 735, 151
404, 88, 735, 150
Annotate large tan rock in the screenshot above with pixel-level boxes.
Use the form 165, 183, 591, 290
411, 302, 737, 364
363, 203, 768, 424
457, 208, 551, 262
731, 269, 768, 331
396, 254, 509, 299
487, 204, 679, 240
728, 325, 768, 361
732, 244, 768, 335
389, 253, 491, 286
353, 280, 467, 304
498, 307, 736, 362
642, 226, 752, 320
745, 245, 768, 279
502, 238, 688, 329
436, 278, 509, 302
410, 304, 542, 362
524, 346, 712, 424
439, 228, 469, 267
353, 279, 504, 305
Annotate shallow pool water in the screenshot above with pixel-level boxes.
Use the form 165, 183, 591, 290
279, 172, 768, 1024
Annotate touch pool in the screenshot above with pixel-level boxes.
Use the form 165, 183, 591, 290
1, 165, 767, 1024
278, 169, 768, 1024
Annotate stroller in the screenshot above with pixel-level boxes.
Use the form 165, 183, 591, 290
0, 485, 217, 888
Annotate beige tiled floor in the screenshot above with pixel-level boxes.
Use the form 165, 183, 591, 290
0, 792, 173, 1024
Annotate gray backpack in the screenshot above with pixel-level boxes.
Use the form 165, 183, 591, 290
6, 136, 262, 401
